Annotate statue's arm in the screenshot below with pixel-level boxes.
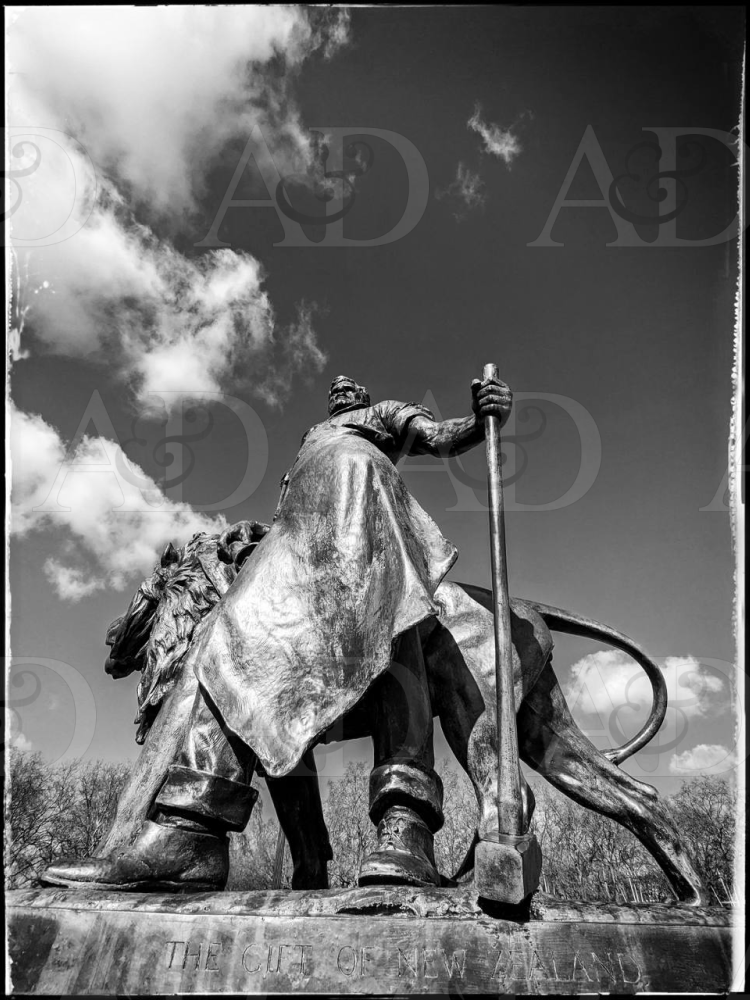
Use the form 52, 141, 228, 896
404, 376, 512, 458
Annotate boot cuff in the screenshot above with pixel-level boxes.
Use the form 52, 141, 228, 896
369, 763, 444, 832
154, 765, 257, 832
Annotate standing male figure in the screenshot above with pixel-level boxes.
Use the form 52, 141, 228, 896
43, 373, 511, 891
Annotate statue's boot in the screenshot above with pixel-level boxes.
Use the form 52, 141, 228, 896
40, 818, 229, 892
358, 625, 445, 887
40, 686, 258, 892
39, 765, 257, 891
360, 803, 441, 887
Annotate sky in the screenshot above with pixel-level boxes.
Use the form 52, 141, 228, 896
6, 7, 743, 801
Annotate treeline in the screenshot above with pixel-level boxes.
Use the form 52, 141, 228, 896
5, 749, 737, 905
530, 775, 737, 905
6, 750, 130, 889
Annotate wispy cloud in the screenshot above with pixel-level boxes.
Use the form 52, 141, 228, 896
468, 103, 525, 167
435, 162, 487, 221
10, 403, 225, 599
437, 103, 529, 222
669, 744, 736, 776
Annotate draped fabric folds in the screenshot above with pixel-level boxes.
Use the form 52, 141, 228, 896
189, 401, 458, 777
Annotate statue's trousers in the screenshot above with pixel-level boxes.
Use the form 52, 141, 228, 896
152, 623, 444, 838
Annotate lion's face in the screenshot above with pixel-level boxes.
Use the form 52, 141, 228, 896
105, 584, 160, 679
104, 538, 200, 679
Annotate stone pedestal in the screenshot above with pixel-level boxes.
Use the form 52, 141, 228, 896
8, 885, 734, 995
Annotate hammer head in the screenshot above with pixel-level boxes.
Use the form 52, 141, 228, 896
474, 833, 542, 905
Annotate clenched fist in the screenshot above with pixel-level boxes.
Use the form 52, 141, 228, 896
217, 520, 270, 569
471, 375, 512, 428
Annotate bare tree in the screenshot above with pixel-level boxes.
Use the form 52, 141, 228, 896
228, 758, 478, 889
226, 790, 288, 890
529, 779, 672, 903
5, 749, 129, 888
669, 776, 736, 904
7, 748, 736, 905
61, 760, 131, 859
323, 761, 376, 888
529, 776, 737, 905
434, 759, 476, 878
6, 749, 59, 887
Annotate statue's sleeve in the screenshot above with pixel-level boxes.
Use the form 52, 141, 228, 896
375, 400, 436, 451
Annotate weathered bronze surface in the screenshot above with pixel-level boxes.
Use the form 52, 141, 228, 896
189, 390, 490, 779
45, 375, 519, 897
482, 363, 527, 839
479, 361, 542, 900
39, 820, 231, 893
73, 534, 703, 903
474, 835, 543, 905
7, 886, 733, 995
39, 375, 704, 907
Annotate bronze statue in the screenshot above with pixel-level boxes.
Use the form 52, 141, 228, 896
42, 552, 705, 902
43, 374, 511, 892
40, 375, 705, 904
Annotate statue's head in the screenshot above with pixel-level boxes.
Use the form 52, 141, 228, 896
328, 375, 370, 416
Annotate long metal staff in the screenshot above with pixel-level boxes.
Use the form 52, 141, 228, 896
483, 362, 524, 837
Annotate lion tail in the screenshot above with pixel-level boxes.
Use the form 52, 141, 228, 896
530, 600, 668, 766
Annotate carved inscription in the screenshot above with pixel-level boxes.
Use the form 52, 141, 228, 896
165, 941, 223, 972
240, 943, 311, 978
336, 946, 357, 977
397, 946, 466, 978
491, 944, 644, 988
165, 936, 645, 988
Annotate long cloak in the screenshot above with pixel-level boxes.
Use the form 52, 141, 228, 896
189, 400, 458, 777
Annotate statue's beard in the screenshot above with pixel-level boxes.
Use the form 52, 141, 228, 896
328, 389, 370, 416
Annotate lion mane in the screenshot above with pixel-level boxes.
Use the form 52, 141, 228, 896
108, 532, 224, 744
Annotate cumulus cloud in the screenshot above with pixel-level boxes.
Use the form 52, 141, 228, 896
7, 7, 342, 405
468, 103, 524, 166
10, 403, 226, 599
563, 650, 727, 723
435, 162, 487, 221
9, 730, 34, 752
7, 697, 34, 752
22, 195, 324, 410
669, 744, 737, 776
8, 6, 349, 215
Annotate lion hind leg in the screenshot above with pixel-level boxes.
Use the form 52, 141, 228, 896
447, 711, 537, 846
518, 684, 706, 906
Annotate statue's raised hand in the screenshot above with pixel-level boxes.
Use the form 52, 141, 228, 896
217, 520, 271, 569
471, 375, 512, 428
